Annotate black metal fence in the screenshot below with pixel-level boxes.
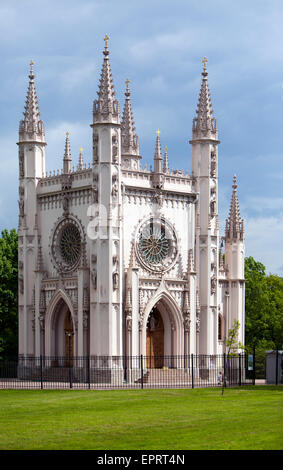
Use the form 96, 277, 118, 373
0, 354, 256, 390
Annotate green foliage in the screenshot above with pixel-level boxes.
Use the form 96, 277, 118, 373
244, 256, 283, 350
224, 319, 244, 356
0, 229, 18, 359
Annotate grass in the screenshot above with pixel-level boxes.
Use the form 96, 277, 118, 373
0, 386, 282, 450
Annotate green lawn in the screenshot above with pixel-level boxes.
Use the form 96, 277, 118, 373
0, 386, 282, 450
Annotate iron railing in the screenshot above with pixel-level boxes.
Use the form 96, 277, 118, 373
0, 354, 255, 390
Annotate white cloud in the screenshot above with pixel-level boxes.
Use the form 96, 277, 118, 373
245, 214, 283, 276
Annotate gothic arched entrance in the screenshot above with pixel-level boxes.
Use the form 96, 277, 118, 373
146, 305, 164, 368
48, 297, 75, 360
64, 310, 74, 365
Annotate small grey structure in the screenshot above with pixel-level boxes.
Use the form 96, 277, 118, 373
266, 351, 283, 384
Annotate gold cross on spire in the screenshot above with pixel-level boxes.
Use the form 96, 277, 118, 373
156, 129, 160, 136
126, 78, 130, 88
202, 56, 208, 71
66, 131, 69, 138
30, 60, 34, 74
80, 147, 83, 153
104, 34, 109, 49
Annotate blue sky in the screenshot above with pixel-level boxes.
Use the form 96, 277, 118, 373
0, 0, 282, 276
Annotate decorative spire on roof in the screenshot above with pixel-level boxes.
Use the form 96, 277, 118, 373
153, 129, 164, 189
225, 174, 244, 240
154, 129, 162, 161
93, 35, 120, 124
187, 249, 195, 275
128, 240, 137, 269
192, 57, 217, 139
183, 288, 190, 318
63, 132, 72, 174
19, 60, 45, 141
121, 78, 139, 156
78, 147, 84, 170
163, 146, 169, 173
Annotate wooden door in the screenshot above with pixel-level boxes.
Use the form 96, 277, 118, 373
64, 311, 74, 365
146, 308, 164, 368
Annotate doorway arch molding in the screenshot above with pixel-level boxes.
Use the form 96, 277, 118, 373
45, 288, 76, 356
140, 280, 184, 356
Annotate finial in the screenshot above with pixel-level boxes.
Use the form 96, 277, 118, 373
80, 147, 83, 152
104, 34, 109, 49
125, 78, 130, 97
202, 56, 208, 71
232, 173, 237, 191
156, 129, 160, 137
66, 131, 69, 138
30, 60, 34, 74
165, 145, 168, 152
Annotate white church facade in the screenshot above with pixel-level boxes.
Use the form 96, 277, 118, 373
18, 38, 245, 363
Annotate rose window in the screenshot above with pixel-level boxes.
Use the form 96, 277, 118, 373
137, 218, 178, 272
52, 218, 82, 272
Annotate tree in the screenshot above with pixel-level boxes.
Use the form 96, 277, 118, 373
265, 274, 283, 349
0, 229, 18, 359
222, 319, 243, 395
245, 256, 283, 350
244, 256, 270, 347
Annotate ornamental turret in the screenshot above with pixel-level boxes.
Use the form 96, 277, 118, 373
19, 60, 45, 143
225, 174, 245, 280
63, 132, 72, 174
225, 174, 244, 241
153, 129, 164, 189
92, 34, 120, 125
192, 57, 217, 140
89, 36, 123, 357
190, 58, 220, 355
121, 79, 140, 170
163, 146, 169, 174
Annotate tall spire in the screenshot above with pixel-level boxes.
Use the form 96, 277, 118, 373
121, 78, 139, 156
192, 57, 217, 139
225, 174, 244, 240
63, 132, 72, 174
19, 60, 45, 142
93, 35, 120, 124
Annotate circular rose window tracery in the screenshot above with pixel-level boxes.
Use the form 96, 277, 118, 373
136, 217, 178, 272
52, 218, 82, 272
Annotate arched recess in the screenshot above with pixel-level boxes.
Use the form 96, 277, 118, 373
141, 289, 184, 361
45, 289, 76, 358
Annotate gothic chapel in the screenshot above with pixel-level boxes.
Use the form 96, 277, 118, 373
18, 37, 245, 363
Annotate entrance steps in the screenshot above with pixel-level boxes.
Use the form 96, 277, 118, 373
42, 367, 76, 382
139, 367, 192, 386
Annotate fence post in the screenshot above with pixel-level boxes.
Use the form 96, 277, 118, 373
238, 353, 241, 387
40, 355, 43, 390
69, 357, 73, 389
223, 353, 226, 388
191, 354, 194, 389
140, 354, 144, 389
276, 349, 279, 386
88, 355, 91, 389
253, 345, 256, 386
